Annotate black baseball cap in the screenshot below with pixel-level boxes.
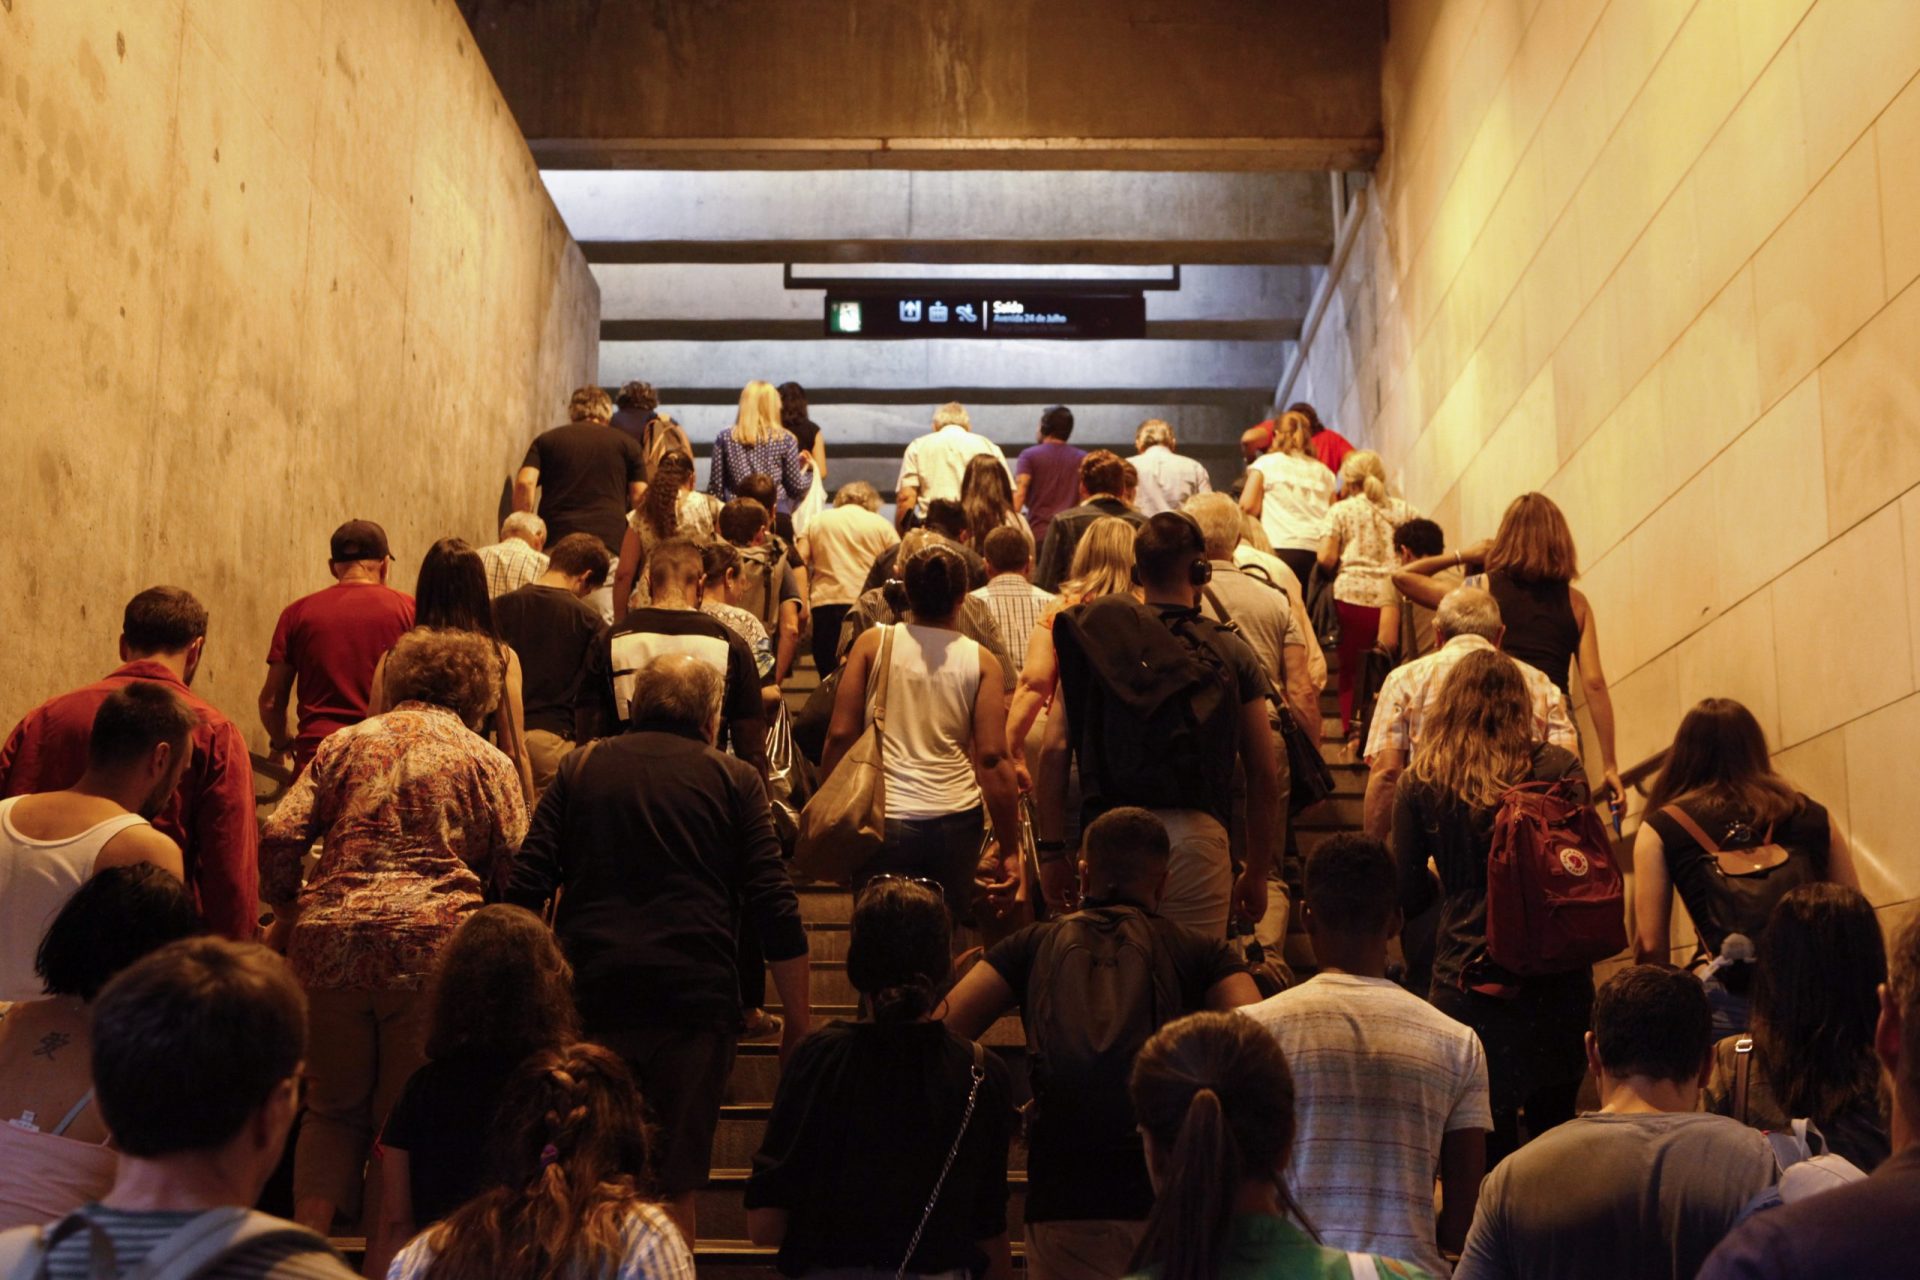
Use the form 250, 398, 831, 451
329, 519, 391, 562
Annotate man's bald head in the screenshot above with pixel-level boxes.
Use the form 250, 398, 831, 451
1435, 586, 1503, 643
630, 653, 724, 742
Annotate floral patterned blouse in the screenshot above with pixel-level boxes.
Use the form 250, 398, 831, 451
1327, 494, 1420, 608
261, 702, 528, 991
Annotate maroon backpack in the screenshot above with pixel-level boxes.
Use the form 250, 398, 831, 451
1484, 780, 1627, 975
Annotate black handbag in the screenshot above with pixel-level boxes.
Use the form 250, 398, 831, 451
1278, 700, 1336, 815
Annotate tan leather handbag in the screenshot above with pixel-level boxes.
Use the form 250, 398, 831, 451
793, 625, 895, 883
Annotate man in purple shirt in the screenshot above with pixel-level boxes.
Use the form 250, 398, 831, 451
1013, 405, 1084, 549
1698, 907, 1920, 1280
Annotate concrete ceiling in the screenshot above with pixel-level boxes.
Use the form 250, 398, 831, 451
458, 0, 1385, 171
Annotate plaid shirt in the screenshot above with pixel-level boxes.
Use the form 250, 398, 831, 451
969, 573, 1059, 666
478, 538, 550, 599
1364, 634, 1577, 760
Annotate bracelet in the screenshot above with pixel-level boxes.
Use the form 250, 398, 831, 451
1454, 550, 1464, 567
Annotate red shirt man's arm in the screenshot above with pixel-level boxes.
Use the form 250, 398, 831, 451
191, 721, 261, 939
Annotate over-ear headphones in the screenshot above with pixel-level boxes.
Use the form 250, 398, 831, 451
1189, 558, 1214, 587
1129, 512, 1213, 587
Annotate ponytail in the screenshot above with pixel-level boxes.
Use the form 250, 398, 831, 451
1362, 473, 1387, 506
1132, 1088, 1236, 1280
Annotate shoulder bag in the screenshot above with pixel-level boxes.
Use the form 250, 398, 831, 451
793, 625, 895, 884
1200, 585, 1334, 815
893, 1041, 988, 1280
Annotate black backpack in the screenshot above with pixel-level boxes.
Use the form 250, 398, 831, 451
1026, 907, 1184, 1136
1053, 595, 1238, 819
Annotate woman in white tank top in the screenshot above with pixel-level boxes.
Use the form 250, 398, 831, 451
821, 539, 1025, 923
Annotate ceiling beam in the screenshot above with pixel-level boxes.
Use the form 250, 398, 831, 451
580, 239, 1331, 266
600, 318, 1303, 342
530, 136, 1380, 172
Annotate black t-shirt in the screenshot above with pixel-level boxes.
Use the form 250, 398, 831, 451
746, 1020, 1014, 1277
580, 607, 765, 771
1393, 743, 1586, 988
522, 423, 645, 554
493, 584, 603, 737
786, 416, 821, 453
381, 1052, 522, 1225
1644, 794, 1830, 957
984, 903, 1247, 1222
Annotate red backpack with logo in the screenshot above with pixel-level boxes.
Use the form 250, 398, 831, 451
1484, 780, 1627, 975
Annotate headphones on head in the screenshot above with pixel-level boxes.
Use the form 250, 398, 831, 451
1130, 512, 1213, 587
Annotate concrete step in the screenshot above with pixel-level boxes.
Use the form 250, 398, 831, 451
797, 886, 853, 925
1294, 794, 1362, 829
804, 923, 849, 961
695, 1171, 1028, 1242
693, 1244, 1029, 1279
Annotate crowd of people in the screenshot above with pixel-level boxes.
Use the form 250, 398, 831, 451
0, 383, 1910, 1280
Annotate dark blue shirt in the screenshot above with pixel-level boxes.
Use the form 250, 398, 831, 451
1698, 1146, 1920, 1279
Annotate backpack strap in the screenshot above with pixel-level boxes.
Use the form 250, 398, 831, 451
1660, 805, 1723, 854
122, 1209, 333, 1280
1733, 1035, 1754, 1126
1346, 1252, 1382, 1280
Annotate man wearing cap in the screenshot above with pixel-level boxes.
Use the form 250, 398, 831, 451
258, 520, 415, 778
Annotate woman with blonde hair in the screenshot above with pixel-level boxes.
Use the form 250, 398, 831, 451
1318, 450, 1418, 752
1395, 491, 1622, 804
1390, 648, 1588, 1162
1005, 515, 1139, 790
389, 1042, 694, 1280
1240, 410, 1337, 590
708, 379, 812, 507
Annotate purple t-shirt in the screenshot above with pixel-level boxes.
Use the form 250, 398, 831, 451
1015, 441, 1086, 547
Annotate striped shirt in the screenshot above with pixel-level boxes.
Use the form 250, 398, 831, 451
969, 574, 1058, 666
36, 1206, 354, 1279
1242, 974, 1490, 1277
476, 538, 549, 599
390, 1202, 695, 1280
1363, 635, 1577, 761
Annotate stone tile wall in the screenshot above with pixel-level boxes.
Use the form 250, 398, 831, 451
1292, 0, 1920, 915
0, 0, 598, 739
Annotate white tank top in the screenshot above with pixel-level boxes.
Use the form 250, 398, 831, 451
0, 796, 150, 1002
867, 624, 984, 819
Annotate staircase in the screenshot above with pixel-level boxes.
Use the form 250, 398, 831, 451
690, 673, 1366, 1276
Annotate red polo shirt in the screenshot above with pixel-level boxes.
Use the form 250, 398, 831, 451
266, 581, 415, 759
0, 660, 259, 939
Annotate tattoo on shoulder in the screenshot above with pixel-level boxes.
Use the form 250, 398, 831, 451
32, 1031, 71, 1061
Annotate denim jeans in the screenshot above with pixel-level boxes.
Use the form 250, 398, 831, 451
857, 806, 985, 922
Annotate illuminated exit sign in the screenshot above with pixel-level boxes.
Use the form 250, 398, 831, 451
825, 292, 1146, 339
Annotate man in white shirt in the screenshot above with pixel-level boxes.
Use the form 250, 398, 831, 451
894, 402, 1009, 531
1130, 419, 1213, 516
476, 512, 549, 598
1242, 834, 1491, 1277
804, 482, 899, 676
968, 526, 1058, 675
1362, 587, 1576, 838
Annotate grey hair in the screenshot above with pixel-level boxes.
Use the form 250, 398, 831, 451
1135, 418, 1176, 451
834, 481, 882, 512
500, 512, 546, 545
1435, 587, 1503, 641
630, 653, 724, 740
1181, 492, 1243, 559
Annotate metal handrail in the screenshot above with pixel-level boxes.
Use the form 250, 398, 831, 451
1618, 748, 1669, 797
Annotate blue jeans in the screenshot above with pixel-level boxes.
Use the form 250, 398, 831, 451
856, 806, 985, 922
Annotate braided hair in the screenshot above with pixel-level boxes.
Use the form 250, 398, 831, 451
422, 1043, 658, 1280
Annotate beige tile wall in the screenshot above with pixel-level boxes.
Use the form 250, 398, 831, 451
1293, 0, 1920, 912
0, 0, 599, 739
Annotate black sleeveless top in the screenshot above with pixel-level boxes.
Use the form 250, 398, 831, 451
1643, 794, 1830, 957
1484, 571, 1579, 695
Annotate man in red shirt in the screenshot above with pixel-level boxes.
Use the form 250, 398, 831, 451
258, 520, 415, 779
0, 586, 260, 939
1245, 401, 1357, 477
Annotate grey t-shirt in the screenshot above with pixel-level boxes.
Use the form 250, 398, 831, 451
1456, 1112, 1776, 1280
35, 1207, 354, 1280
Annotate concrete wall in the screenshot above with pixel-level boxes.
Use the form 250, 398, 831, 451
0, 0, 599, 738
1289, 0, 1920, 924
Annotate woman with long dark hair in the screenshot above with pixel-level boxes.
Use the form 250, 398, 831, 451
613, 450, 722, 618
747, 878, 1016, 1278
371, 537, 535, 804
389, 1041, 693, 1280
823, 544, 1025, 920
1124, 1012, 1422, 1280
1392, 648, 1590, 1163
1700, 883, 1889, 1171
364, 905, 583, 1278
1395, 492, 1623, 804
961, 452, 1032, 550
1635, 698, 1858, 1033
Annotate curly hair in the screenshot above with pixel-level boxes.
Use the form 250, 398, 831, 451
423, 1043, 658, 1280
383, 628, 502, 725
568, 386, 613, 424
424, 906, 579, 1063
